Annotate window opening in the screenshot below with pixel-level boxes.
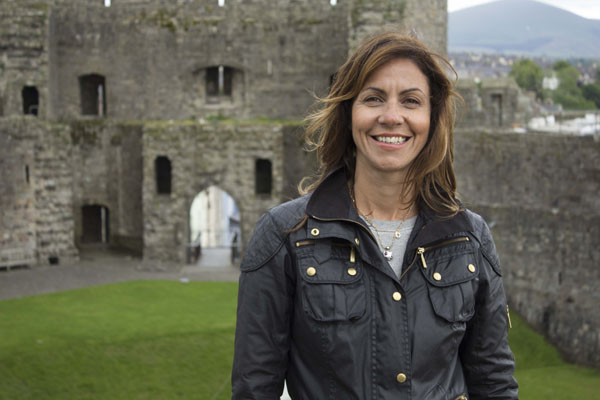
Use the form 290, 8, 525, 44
104, 0, 111, 6
25, 165, 30, 184
155, 156, 172, 194
330, 0, 337, 5
22, 86, 39, 116
79, 74, 107, 116
255, 159, 272, 195
81, 205, 110, 243
48, 256, 59, 265
218, 0, 225, 6
491, 93, 503, 126
206, 65, 233, 98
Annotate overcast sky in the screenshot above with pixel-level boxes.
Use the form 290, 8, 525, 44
448, 0, 600, 19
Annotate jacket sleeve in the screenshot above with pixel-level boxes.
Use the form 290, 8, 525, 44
231, 211, 295, 400
460, 217, 519, 399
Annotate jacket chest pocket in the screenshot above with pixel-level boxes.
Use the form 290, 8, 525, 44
418, 241, 478, 323
296, 239, 366, 322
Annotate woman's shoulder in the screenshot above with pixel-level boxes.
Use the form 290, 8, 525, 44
461, 208, 501, 275
266, 193, 311, 231
240, 194, 310, 272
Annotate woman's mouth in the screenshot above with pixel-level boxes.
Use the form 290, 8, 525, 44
374, 136, 409, 144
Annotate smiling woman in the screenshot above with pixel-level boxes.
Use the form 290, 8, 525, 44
351, 58, 431, 188
232, 32, 519, 400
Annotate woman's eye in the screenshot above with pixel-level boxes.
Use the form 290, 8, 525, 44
404, 98, 421, 106
364, 96, 383, 103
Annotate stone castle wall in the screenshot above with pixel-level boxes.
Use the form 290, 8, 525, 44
141, 120, 288, 263
455, 129, 600, 367
68, 121, 144, 253
0, 117, 77, 266
0, 1, 50, 118
48, 0, 350, 121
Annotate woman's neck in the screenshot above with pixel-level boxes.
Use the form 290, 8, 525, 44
352, 169, 417, 221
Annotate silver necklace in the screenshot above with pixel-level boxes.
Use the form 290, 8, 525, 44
350, 185, 413, 261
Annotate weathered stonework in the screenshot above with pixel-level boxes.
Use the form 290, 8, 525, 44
141, 120, 287, 263
457, 77, 537, 128
0, 117, 77, 266
455, 129, 600, 368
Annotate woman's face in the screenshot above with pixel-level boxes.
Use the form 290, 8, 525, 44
351, 57, 431, 181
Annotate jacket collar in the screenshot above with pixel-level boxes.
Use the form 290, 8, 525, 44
306, 167, 473, 248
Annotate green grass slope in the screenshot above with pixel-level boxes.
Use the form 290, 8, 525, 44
0, 281, 238, 400
0, 281, 599, 399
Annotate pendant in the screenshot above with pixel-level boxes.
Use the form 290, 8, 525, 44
394, 231, 401, 239
383, 248, 393, 260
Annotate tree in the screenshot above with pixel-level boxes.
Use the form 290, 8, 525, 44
510, 59, 543, 99
551, 61, 595, 110
582, 83, 600, 108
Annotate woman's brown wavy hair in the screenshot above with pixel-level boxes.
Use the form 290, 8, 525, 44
300, 32, 463, 216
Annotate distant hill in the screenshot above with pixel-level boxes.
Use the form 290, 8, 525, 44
449, 0, 600, 58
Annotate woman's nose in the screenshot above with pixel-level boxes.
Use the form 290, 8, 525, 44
377, 103, 404, 125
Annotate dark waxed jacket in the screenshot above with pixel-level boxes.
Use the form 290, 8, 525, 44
232, 168, 518, 400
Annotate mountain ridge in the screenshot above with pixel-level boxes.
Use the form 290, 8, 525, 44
448, 0, 600, 58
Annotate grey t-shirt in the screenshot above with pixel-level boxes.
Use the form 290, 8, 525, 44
360, 215, 417, 278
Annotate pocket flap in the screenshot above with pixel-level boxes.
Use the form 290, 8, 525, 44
297, 254, 362, 284
420, 250, 478, 288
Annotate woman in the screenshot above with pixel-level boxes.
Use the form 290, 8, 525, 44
232, 32, 518, 400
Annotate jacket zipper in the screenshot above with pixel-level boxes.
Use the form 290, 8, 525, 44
416, 237, 470, 270
310, 216, 472, 279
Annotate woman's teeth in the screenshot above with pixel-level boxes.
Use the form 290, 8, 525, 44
375, 136, 408, 144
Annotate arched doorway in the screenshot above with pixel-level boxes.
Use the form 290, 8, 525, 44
189, 186, 240, 266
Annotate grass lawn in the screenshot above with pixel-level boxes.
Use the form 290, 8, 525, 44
1, 280, 599, 399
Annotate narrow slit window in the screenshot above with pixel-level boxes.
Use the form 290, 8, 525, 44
491, 93, 503, 126
25, 165, 30, 184
255, 159, 272, 195
22, 86, 39, 116
206, 67, 219, 97
155, 156, 172, 194
79, 74, 107, 116
206, 66, 233, 98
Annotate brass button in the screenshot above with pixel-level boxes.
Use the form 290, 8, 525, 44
456, 395, 467, 400
468, 264, 476, 273
354, 238, 360, 246
433, 272, 442, 281
347, 267, 357, 276
310, 228, 320, 236
396, 373, 407, 383
306, 267, 316, 277
392, 292, 402, 302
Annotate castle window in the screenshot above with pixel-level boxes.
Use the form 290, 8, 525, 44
218, 0, 225, 7
79, 74, 107, 116
206, 65, 233, 99
104, 0, 111, 6
255, 159, 272, 195
22, 86, 39, 116
155, 156, 172, 194
25, 165, 30, 184
330, 0, 337, 5
491, 93, 503, 127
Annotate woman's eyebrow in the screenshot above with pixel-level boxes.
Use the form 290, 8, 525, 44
361, 86, 426, 95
